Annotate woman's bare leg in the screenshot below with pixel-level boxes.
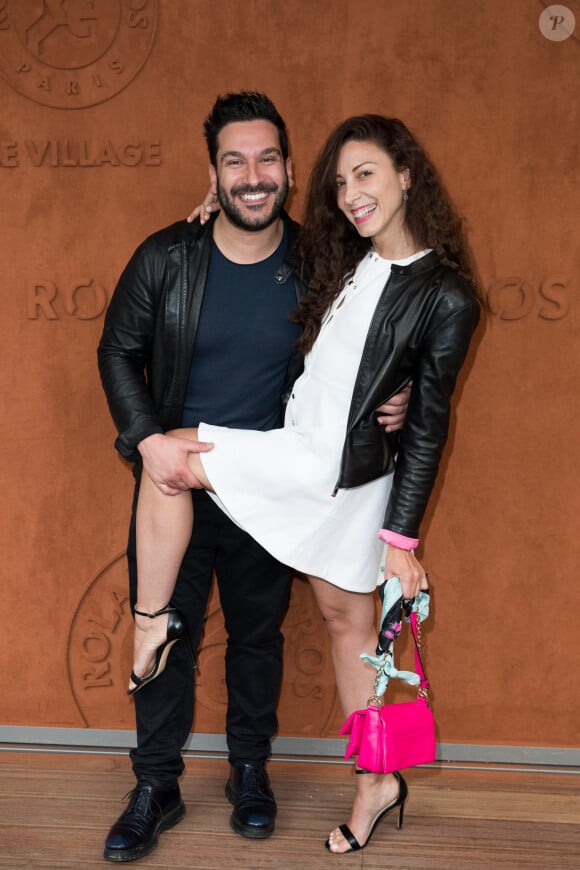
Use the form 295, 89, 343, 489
130, 427, 212, 690
308, 576, 402, 853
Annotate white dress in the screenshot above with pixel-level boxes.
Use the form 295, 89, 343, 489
199, 250, 425, 592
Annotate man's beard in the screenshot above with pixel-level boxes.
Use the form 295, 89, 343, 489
216, 179, 289, 231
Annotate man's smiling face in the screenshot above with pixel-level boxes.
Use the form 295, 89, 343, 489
211, 119, 294, 232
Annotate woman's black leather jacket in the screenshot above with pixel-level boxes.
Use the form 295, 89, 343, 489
334, 250, 480, 539
97, 212, 306, 463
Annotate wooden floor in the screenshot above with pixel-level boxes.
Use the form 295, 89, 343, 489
0, 751, 578, 869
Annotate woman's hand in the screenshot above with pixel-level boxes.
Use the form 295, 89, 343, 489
385, 546, 429, 600
186, 182, 219, 225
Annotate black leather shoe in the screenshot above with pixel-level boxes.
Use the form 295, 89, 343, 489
225, 762, 277, 839
103, 783, 185, 862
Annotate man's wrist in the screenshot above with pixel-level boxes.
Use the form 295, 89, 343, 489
137, 432, 164, 456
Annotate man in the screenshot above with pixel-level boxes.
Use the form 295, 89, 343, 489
98, 92, 408, 863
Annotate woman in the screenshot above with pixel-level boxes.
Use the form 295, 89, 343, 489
130, 115, 482, 853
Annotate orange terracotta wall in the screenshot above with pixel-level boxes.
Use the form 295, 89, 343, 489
1, 0, 578, 749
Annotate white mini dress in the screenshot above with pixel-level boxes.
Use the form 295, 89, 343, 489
199, 250, 425, 592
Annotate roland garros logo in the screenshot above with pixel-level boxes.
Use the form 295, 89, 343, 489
0, 0, 158, 109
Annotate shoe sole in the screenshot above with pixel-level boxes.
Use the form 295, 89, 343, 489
229, 815, 275, 839
103, 801, 186, 862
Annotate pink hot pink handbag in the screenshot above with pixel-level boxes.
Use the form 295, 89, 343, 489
340, 612, 436, 774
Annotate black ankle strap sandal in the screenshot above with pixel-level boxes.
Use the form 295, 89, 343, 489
133, 605, 177, 619
128, 606, 190, 696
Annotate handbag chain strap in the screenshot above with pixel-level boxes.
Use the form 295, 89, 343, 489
368, 648, 393, 707
368, 610, 430, 707
413, 612, 430, 703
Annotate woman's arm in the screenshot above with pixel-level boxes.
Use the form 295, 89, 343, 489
383, 297, 480, 539
381, 297, 479, 596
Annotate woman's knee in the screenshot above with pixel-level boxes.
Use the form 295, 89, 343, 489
309, 579, 375, 641
317, 599, 363, 639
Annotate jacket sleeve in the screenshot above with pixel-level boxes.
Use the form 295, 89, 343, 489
382, 297, 480, 538
97, 240, 165, 462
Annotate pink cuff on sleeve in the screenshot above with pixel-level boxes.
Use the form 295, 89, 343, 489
378, 529, 419, 550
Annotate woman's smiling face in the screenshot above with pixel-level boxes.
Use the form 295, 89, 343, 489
336, 140, 411, 256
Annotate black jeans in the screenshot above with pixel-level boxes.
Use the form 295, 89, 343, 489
127, 489, 292, 788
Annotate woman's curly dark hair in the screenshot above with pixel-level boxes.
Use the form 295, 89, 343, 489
294, 115, 483, 353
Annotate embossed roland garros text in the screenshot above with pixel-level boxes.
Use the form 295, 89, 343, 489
486, 277, 570, 321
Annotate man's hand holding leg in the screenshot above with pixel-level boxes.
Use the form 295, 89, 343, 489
376, 382, 412, 433
138, 433, 214, 495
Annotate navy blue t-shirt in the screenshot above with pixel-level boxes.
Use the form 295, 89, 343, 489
181, 229, 301, 431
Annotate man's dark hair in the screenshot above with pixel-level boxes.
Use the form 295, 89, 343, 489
204, 91, 289, 166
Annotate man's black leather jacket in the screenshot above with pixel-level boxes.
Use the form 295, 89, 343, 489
97, 211, 307, 463
334, 250, 480, 538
